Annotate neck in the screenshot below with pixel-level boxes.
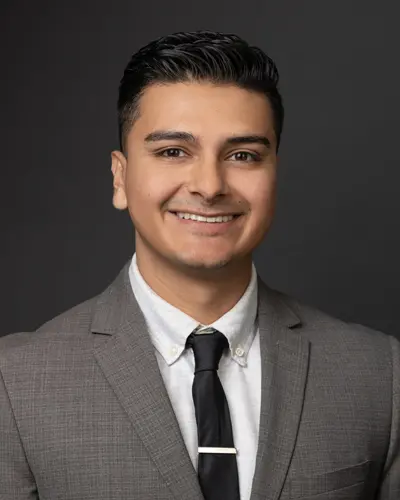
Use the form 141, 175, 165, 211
135, 243, 253, 325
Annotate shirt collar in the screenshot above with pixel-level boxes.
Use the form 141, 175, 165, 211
129, 253, 258, 367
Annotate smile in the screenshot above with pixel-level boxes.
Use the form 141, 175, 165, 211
168, 211, 242, 234
175, 212, 237, 223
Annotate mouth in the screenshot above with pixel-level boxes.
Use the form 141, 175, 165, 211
167, 210, 243, 235
168, 211, 242, 223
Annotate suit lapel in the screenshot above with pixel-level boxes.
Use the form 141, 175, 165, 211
91, 263, 204, 500
250, 278, 310, 500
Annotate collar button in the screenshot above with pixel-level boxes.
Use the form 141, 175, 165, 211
170, 345, 179, 356
235, 346, 245, 357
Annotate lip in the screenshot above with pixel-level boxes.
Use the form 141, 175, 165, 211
168, 211, 242, 235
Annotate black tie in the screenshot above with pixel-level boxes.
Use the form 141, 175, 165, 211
186, 328, 240, 500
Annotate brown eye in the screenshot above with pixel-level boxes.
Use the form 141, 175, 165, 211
229, 151, 260, 162
158, 148, 186, 157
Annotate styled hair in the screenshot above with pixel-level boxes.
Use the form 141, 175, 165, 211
118, 30, 284, 153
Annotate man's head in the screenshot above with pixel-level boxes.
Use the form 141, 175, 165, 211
111, 30, 284, 275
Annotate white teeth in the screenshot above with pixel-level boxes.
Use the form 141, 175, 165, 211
176, 212, 235, 223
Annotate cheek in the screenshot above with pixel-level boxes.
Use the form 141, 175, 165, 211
125, 166, 176, 211
236, 169, 276, 216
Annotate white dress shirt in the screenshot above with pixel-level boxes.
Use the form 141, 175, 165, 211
129, 253, 261, 500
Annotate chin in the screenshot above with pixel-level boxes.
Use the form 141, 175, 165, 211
171, 250, 234, 271
185, 259, 231, 271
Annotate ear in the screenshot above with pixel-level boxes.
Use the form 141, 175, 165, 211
111, 150, 128, 210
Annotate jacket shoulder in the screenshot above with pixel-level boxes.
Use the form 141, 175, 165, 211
36, 296, 98, 334
0, 295, 99, 354
272, 286, 397, 348
268, 287, 400, 385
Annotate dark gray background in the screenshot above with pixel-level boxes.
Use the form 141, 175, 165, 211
1, 1, 399, 338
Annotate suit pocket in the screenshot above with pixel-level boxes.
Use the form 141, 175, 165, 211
288, 459, 372, 498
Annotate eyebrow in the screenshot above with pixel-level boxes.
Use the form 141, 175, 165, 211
144, 130, 271, 148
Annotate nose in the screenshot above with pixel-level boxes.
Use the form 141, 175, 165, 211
187, 157, 228, 201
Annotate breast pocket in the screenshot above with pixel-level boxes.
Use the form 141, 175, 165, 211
288, 460, 372, 499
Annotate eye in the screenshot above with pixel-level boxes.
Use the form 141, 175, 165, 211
228, 151, 261, 162
156, 148, 187, 158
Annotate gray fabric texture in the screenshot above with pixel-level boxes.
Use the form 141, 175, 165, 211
0, 261, 399, 499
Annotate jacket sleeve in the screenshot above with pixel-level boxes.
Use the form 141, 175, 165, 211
375, 334, 400, 499
0, 367, 38, 499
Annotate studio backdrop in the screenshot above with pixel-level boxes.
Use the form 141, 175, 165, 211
1, 0, 399, 338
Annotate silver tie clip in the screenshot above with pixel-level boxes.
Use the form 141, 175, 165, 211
198, 447, 237, 454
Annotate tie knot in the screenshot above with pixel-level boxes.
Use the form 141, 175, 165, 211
186, 328, 228, 373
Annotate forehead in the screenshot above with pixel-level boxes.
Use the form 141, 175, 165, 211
131, 81, 275, 140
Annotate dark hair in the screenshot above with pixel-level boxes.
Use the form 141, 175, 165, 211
118, 30, 284, 153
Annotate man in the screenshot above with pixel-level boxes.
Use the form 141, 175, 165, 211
0, 30, 398, 500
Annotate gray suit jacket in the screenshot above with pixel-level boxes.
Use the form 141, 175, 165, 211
0, 262, 399, 500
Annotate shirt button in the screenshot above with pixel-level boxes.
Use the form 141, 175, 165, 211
235, 346, 245, 357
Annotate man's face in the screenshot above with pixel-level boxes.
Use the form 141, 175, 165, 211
111, 81, 278, 271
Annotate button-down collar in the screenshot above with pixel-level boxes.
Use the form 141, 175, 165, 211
129, 253, 258, 367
